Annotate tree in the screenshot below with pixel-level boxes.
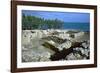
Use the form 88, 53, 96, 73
22, 13, 64, 30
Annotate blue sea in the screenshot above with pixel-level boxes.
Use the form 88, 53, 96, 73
62, 22, 90, 31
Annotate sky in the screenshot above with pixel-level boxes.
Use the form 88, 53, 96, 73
22, 10, 90, 23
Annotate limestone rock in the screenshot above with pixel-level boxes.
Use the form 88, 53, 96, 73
57, 40, 72, 51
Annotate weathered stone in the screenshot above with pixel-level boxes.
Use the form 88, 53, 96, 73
57, 40, 72, 51
22, 50, 51, 62
66, 53, 77, 60
22, 30, 90, 61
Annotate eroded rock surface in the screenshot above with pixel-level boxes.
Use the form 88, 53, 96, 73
22, 30, 90, 62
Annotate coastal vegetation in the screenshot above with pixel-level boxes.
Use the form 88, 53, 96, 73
22, 14, 64, 30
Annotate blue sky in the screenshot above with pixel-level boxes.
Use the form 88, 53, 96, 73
22, 10, 90, 23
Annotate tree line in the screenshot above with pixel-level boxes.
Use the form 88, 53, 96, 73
22, 14, 64, 30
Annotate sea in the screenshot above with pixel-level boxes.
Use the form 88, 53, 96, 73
62, 22, 90, 31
